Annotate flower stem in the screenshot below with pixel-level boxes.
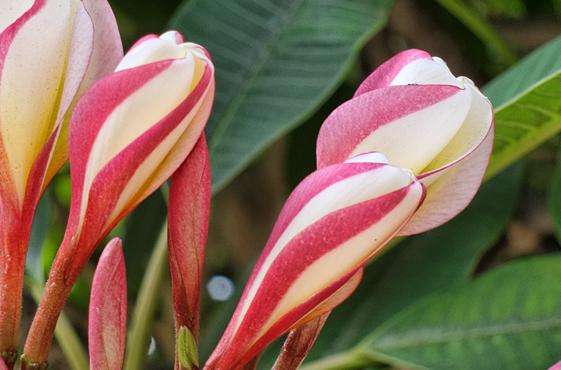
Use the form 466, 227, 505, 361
22, 230, 86, 367
0, 244, 25, 369
124, 224, 168, 370
22, 269, 74, 367
273, 314, 329, 370
25, 278, 88, 370
299, 349, 371, 370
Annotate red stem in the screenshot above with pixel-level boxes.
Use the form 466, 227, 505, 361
22, 235, 84, 367
0, 236, 26, 369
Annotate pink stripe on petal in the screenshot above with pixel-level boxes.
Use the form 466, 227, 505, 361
0, 357, 6, 370
234, 269, 362, 369
316, 84, 462, 169
168, 134, 211, 340
129, 34, 159, 50
550, 360, 561, 370
266, 162, 385, 251
88, 238, 127, 370
354, 49, 431, 96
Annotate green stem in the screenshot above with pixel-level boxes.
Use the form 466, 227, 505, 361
434, 0, 516, 66
300, 349, 371, 370
26, 278, 88, 370
124, 224, 168, 370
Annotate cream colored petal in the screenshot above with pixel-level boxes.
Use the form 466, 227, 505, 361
116, 34, 187, 72
0, 0, 33, 33
422, 80, 493, 174
390, 57, 460, 87
350, 88, 472, 174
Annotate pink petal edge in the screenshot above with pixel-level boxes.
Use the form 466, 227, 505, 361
88, 238, 127, 370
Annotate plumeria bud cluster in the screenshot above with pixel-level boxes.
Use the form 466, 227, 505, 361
208, 49, 494, 368
0, 0, 122, 362
23, 30, 215, 366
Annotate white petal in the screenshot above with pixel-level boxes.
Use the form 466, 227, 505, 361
0, 0, 33, 33
350, 88, 472, 174
423, 80, 493, 174
390, 57, 460, 87
116, 34, 187, 71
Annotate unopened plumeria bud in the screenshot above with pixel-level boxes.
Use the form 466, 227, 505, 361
206, 154, 424, 369
317, 49, 494, 235
168, 135, 211, 356
24, 30, 215, 366
0, 0, 122, 361
88, 238, 126, 370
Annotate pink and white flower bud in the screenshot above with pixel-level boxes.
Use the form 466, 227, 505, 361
168, 134, 211, 342
88, 238, 127, 370
206, 154, 425, 369
24, 30, 215, 365
316, 49, 494, 235
0, 0, 122, 358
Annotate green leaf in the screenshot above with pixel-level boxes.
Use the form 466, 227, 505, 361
177, 326, 200, 369
25, 192, 53, 282
300, 164, 523, 368
170, 0, 394, 192
549, 145, 561, 241
356, 254, 561, 370
124, 225, 168, 370
434, 0, 516, 66
123, 190, 166, 298
484, 35, 561, 179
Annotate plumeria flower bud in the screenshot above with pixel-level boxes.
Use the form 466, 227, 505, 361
0, 0, 122, 360
88, 238, 127, 370
23, 31, 215, 366
206, 153, 425, 369
168, 135, 211, 346
316, 49, 494, 235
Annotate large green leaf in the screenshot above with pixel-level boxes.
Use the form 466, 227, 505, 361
170, 0, 394, 192
354, 254, 561, 370
294, 164, 523, 368
484, 35, 561, 179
